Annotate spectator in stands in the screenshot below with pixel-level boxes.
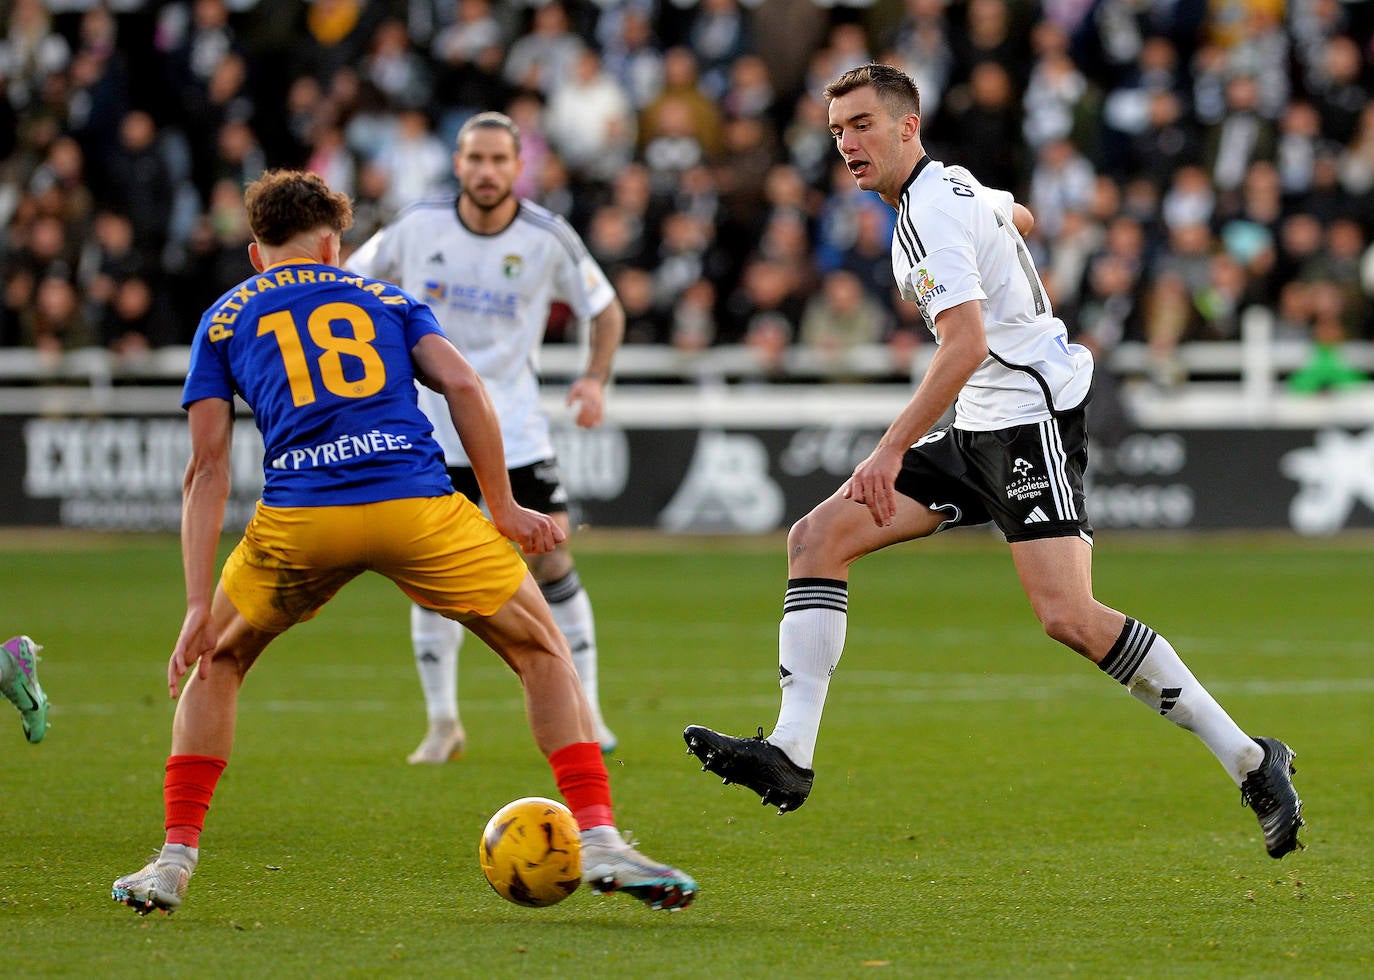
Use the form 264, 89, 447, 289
1029, 137, 1096, 241
28, 135, 93, 243
544, 47, 636, 186
1307, 34, 1367, 146
100, 275, 172, 359
212, 119, 266, 198
723, 257, 806, 346
1338, 102, 1374, 197
651, 209, 716, 314
782, 91, 834, 189
798, 269, 891, 371
742, 311, 791, 381
1277, 211, 1325, 280
172, 177, 253, 331
103, 110, 174, 264
1276, 99, 1322, 199
76, 210, 143, 326
1192, 250, 1250, 340
344, 160, 393, 249
712, 115, 776, 245
1287, 280, 1369, 393
298, 0, 379, 83
1299, 143, 1350, 224
160, 0, 241, 131
639, 47, 723, 167
306, 122, 357, 198
886, 0, 954, 127
688, 0, 753, 101
431, 0, 503, 72
23, 275, 93, 360
1161, 163, 1215, 231
1202, 72, 1276, 201
0, 0, 70, 115
600, 4, 665, 112
1307, 218, 1368, 335
674, 162, 721, 227
721, 54, 774, 122
64, 4, 130, 177
520, 149, 568, 221
430, 0, 509, 141
614, 265, 668, 345
363, 18, 432, 112
670, 278, 718, 352
953, 0, 1031, 87
1022, 20, 1094, 155
372, 107, 450, 212
503, 1, 584, 99
942, 61, 1024, 193
504, 90, 552, 201
588, 202, 648, 271
1154, 220, 1216, 300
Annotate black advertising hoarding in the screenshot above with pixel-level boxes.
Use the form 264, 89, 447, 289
3, 414, 1373, 535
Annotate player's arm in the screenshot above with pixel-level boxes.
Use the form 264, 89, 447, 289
1012, 203, 1034, 237
567, 296, 625, 428
169, 397, 234, 698
845, 300, 988, 526
412, 333, 565, 554
343, 226, 392, 279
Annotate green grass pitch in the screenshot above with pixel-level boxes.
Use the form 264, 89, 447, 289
1, 529, 1370, 977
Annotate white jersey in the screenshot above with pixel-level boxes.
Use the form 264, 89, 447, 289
347, 196, 615, 467
892, 157, 1093, 431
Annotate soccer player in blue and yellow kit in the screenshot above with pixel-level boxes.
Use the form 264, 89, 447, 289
110, 170, 695, 915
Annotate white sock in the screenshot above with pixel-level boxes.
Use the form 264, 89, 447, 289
411, 604, 462, 725
543, 571, 602, 716
767, 578, 848, 770
1099, 618, 1264, 785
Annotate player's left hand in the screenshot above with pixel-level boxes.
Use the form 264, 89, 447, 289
168, 604, 216, 699
567, 376, 606, 428
843, 445, 904, 527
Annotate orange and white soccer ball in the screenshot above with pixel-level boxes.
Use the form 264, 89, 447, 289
478, 797, 582, 907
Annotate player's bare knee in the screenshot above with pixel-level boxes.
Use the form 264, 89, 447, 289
788, 511, 830, 556
528, 548, 573, 586
1040, 612, 1095, 657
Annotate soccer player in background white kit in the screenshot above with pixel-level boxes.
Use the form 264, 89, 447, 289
348, 112, 623, 762
686, 64, 1305, 861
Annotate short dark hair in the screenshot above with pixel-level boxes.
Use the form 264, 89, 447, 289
457, 111, 522, 154
823, 63, 921, 119
243, 170, 353, 247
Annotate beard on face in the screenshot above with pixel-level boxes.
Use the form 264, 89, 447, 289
462, 181, 512, 212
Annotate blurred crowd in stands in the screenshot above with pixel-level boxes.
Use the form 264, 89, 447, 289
1, 0, 1372, 391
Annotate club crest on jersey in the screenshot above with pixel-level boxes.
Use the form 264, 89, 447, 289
913, 267, 946, 303
502, 254, 523, 280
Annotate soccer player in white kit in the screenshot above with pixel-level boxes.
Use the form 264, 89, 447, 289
686, 64, 1305, 861
348, 112, 623, 762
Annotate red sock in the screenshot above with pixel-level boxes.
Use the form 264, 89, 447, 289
548, 742, 614, 830
163, 754, 227, 848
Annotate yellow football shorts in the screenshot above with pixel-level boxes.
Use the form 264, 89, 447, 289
220, 494, 528, 633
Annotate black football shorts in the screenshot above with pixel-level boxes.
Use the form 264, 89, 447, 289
446, 459, 570, 515
894, 408, 1093, 543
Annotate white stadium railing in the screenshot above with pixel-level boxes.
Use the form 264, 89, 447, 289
3, 307, 1372, 428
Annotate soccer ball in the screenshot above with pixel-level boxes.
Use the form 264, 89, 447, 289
478, 797, 582, 907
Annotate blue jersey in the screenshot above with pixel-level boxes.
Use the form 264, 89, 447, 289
183, 260, 455, 506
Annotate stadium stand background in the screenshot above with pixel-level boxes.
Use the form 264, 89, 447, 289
1, 0, 1372, 421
